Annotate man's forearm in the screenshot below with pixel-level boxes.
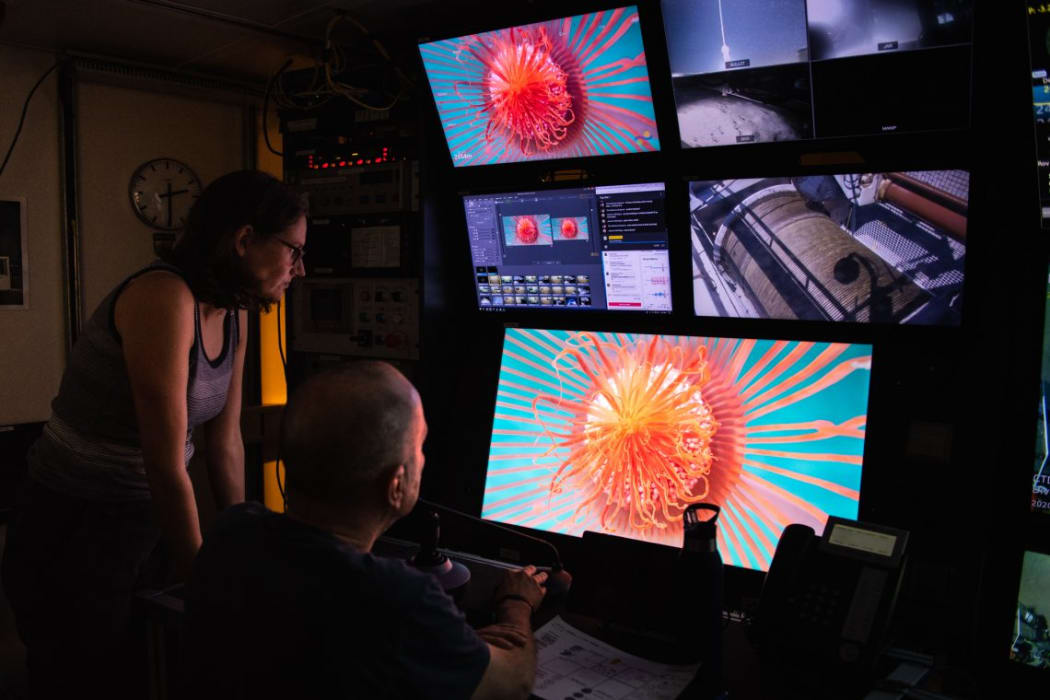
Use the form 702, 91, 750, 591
494, 599, 536, 687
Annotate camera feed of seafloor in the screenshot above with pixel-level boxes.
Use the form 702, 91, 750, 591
689, 170, 968, 325
1012, 550, 1050, 671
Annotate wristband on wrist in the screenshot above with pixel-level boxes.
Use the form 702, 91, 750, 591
495, 593, 534, 613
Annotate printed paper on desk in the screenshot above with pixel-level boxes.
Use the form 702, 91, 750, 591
532, 616, 700, 700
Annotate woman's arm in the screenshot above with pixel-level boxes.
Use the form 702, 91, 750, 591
116, 271, 202, 580
202, 308, 248, 510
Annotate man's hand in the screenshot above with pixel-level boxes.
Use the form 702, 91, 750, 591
493, 564, 548, 613
471, 565, 547, 700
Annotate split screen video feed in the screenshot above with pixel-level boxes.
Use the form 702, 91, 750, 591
482, 328, 872, 571
662, 0, 973, 146
689, 170, 968, 325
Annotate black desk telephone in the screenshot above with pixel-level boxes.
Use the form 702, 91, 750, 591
753, 516, 909, 696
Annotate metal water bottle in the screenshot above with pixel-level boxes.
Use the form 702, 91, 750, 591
677, 503, 724, 699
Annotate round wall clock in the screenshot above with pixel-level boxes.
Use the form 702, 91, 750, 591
129, 158, 203, 230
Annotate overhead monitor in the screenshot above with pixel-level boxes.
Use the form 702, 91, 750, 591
482, 328, 872, 571
464, 183, 672, 312
689, 170, 968, 325
1011, 549, 1050, 672
661, 0, 973, 147
419, 5, 661, 167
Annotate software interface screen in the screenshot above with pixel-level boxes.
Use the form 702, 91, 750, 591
662, 0, 973, 147
1011, 550, 1050, 671
482, 328, 872, 571
419, 5, 661, 167
689, 170, 968, 325
464, 183, 672, 312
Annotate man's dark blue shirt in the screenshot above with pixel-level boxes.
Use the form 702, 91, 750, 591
183, 502, 490, 699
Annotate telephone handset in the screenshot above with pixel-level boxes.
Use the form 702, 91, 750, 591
753, 516, 909, 693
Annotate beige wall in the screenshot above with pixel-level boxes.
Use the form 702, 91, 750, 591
0, 49, 248, 426
77, 82, 244, 315
0, 46, 66, 425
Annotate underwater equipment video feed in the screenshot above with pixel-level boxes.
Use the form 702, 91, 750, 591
419, 5, 661, 167
482, 328, 872, 571
661, 0, 973, 146
688, 170, 968, 325
1011, 550, 1050, 671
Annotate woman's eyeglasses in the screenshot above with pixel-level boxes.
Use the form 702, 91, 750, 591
272, 236, 305, 265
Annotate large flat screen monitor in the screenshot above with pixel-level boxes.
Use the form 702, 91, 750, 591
1035, 265, 1050, 516
419, 5, 661, 167
661, 0, 973, 147
689, 170, 968, 325
465, 183, 672, 312
482, 328, 872, 571
1011, 549, 1050, 671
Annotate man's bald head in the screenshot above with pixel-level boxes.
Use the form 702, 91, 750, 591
282, 361, 421, 510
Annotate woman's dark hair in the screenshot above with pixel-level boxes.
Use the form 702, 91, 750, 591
163, 170, 307, 311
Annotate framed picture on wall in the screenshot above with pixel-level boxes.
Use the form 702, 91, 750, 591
0, 198, 28, 308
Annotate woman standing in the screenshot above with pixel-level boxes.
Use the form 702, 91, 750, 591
1, 170, 307, 699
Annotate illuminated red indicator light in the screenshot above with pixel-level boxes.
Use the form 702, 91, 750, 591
339, 161, 346, 166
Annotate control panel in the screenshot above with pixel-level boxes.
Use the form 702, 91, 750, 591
290, 277, 420, 360
292, 161, 418, 217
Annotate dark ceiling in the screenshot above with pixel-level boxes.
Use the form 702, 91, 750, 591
0, 0, 516, 85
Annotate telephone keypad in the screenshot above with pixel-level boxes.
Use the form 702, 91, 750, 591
788, 581, 845, 630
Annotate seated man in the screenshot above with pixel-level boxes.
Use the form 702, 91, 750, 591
183, 361, 547, 699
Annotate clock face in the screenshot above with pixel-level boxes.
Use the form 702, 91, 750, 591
129, 158, 203, 230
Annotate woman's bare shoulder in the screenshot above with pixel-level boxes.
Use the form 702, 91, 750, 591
120, 269, 195, 306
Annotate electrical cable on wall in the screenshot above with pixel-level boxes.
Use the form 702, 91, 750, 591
0, 57, 66, 178
267, 10, 413, 117
275, 299, 288, 508
262, 59, 293, 158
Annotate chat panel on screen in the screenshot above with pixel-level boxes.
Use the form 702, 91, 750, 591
689, 170, 968, 325
419, 6, 661, 167
482, 329, 872, 571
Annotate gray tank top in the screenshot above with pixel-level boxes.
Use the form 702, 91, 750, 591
29, 262, 240, 501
